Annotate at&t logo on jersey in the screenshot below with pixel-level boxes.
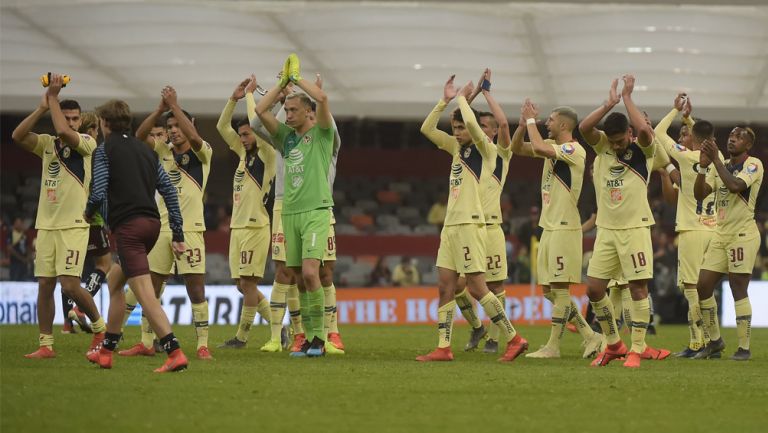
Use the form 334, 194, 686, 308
47, 161, 61, 178
450, 163, 463, 186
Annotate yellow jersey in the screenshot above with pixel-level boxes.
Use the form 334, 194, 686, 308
155, 140, 212, 232
536, 140, 585, 231
706, 156, 763, 235
480, 144, 512, 225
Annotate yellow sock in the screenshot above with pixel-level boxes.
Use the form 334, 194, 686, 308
487, 292, 505, 341
437, 301, 456, 349
91, 316, 106, 334
236, 305, 258, 342
286, 284, 304, 335
700, 296, 720, 341
122, 288, 138, 332
455, 288, 481, 329
545, 289, 570, 349
621, 287, 633, 329
256, 297, 270, 324
683, 288, 703, 350
609, 287, 623, 328
269, 283, 289, 342
140, 314, 155, 349
543, 291, 555, 304
479, 292, 516, 341
39, 333, 54, 349
191, 301, 209, 349
323, 284, 337, 337
629, 297, 650, 353
734, 298, 752, 350
591, 295, 620, 345
567, 300, 593, 339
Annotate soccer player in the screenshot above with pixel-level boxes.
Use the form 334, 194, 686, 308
578, 75, 670, 368
84, 99, 188, 372
61, 111, 114, 334
453, 69, 513, 354
693, 126, 761, 361
11, 73, 107, 358
130, 86, 214, 360
254, 54, 336, 357
215, 77, 276, 348
417, 74, 527, 362
655, 94, 720, 357
509, 98, 604, 359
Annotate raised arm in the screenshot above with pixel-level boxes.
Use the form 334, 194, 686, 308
136, 96, 169, 149
217, 78, 249, 152
292, 76, 331, 129
510, 115, 534, 157
254, 78, 285, 137
654, 95, 685, 156
46, 74, 82, 149
85, 145, 109, 221
162, 86, 203, 151
579, 78, 621, 146
420, 75, 458, 152
521, 99, 555, 158
11, 92, 48, 153
694, 142, 715, 200
658, 168, 679, 205
478, 69, 511, 149
457, 81, 486, 148
621, 75, 653, 147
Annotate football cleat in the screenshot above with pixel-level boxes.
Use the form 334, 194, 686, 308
218, 337, 247, 349
154, 349, 188, 373
306, 337, 325, 357
566, 323, 578, 334
260, 339, 282, 352
591, 341, 628, 367
24, 346, 56, 359
87, 347, 113, 369
118, 343, 155, 357
483, 339, 499, 354
525, 345, 560, 359
291, 333, 307, 352
730, 347, 751, 361
288, 53, 302, 83
324, 341, 345, 355
582, 332, 606, 359
328, 332, 345, 351
623, 351, 641, 368
464, 325, 487, 352
498, 335, 528, 362
280, 326, 290, 350
693, 338, 725, 359
88, 332, 105, 353
62, 320, 76, 334
68, 307, 93, 334
196, 346, 214, 360
416, 347, 454, 362
674, 347, 702, 358
638, 346, 671, 360
290, 340, 311, 358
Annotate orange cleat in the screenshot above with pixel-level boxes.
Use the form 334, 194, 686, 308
88, 332, 105, 353
498, 334, 529, 362
69, 307, 93, 333
291, 333, 307, 352
24, 346, 56, 359
328, 332, 345, 351
624, 351, 641, 368
154, 349, 188, 373
62, 320, 76, 334
416, 347, 454, 362
591, 341, 628, 367
196, 346, 214, 360
87, 347, 113, 369
639, 346, 671, 360
118, 343, 156, 357
566, 323, 578, 334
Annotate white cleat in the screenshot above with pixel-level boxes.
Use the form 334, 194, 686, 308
525, 345, 560, 359
582, 332, 606, 359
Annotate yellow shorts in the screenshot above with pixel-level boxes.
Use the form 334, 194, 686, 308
701, 230, 760, 275
148, 231, 205, 275
229, 226, 270, 279
608, 278, 628, 288
538, 229, 582, 285
484, 224, 507, 282
34, 228, 89, 277
588, 226, 653, 281
678, 230, 714, 285
436, 224, 487, 274
273, 202, 336, 262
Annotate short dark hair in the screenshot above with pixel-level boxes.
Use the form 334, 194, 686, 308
95, 99, 132, 133
735, 124, 756, 144
692, 120, 714, 141
235, 118, 251, 130
603, 112, 629, 136
163, 109, 193, 124
451, 107, 481, 124
60, 99, 81, 112
152, 118, 166, 128
309, 100, 317, 112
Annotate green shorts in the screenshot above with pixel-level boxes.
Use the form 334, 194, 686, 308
282, 208, 331, 267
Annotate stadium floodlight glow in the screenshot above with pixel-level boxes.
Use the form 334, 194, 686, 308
413, 63, 423, 70
625, 47, 653, 53
644, 26, 657, 32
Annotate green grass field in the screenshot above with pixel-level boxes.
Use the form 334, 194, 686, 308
2, 324, 766, 433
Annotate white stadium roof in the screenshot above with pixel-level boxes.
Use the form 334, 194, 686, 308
1, 0, 767, 122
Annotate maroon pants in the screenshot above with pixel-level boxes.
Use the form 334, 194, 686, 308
113, 217, 160, 278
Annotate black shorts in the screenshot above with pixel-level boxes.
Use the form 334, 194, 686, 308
87, 225, 111, 257
113, 217, 160, 278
